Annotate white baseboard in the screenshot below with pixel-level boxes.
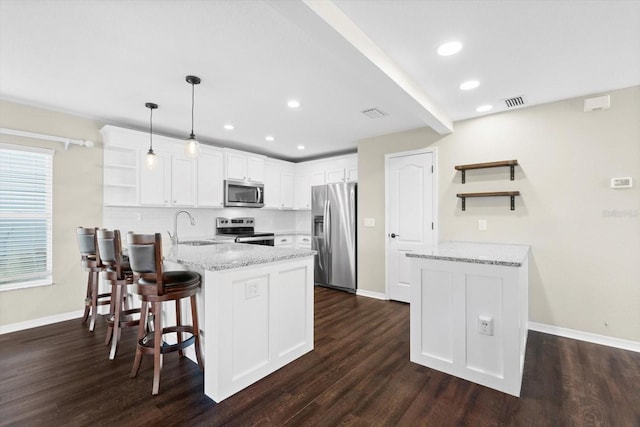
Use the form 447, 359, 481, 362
0, 310, 84, 335
528, 321, 640, 353
356, 289, 388, 300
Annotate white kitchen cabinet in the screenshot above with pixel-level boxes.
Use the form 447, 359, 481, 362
296, 234, 311, 250
140, 152, 170, 206
280, 171, 294, 209
325, 155, 358, 183
139, 152, 196, 207
275, 235, 295, 248
264, 159, 295, 209
171, 155, 197, 206
294, 173, 311, 210
197, 148, 224, 207
103, 145, 138, 206
224, 149, 265, 183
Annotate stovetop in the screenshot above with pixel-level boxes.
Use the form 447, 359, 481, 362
215, 217, 274, 238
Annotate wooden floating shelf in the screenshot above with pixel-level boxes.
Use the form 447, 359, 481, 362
456, 191, 521, 211
455, 160, 518, 183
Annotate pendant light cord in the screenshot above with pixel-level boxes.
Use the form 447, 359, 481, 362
190, 82, 195, 137
149, 107, 154, 150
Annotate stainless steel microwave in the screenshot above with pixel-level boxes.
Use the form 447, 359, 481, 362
224, 180, 264, 208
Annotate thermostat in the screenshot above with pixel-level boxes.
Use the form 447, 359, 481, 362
611, 177, 632, 189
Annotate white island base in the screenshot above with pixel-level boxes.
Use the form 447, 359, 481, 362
407, 242, 529, 397
165, 243, 314, 402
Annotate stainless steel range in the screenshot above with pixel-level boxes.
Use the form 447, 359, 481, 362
216, 217, 275, 246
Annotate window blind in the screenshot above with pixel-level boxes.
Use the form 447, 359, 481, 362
0, 143, 54, 289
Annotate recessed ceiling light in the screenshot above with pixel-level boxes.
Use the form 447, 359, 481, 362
287, 99, 301, 109
437, 41, 462, 56
476, 104, 493, 112
223, 124, 234, 130
459, 80, 479, 91
297, 145, 305, 150
265, 136, 275, 142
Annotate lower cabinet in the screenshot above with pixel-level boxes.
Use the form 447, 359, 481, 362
275, 235, 295, 248
165, 257, 314, 402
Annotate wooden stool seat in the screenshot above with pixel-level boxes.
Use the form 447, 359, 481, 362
127, 232, 203, 395
77, 227, 110, 332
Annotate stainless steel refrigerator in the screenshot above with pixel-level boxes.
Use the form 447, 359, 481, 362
311, 182, 357, 292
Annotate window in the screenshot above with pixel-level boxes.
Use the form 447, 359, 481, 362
0, 143, 54, 290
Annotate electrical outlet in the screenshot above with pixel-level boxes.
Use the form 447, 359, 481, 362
478, 219, 487, 231
245, 281, 260, 299
478, 315, 494, 336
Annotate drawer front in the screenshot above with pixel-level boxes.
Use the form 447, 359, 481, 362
275, 235, 295, 246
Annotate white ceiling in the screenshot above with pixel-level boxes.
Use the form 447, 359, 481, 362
1, 0, 639, 161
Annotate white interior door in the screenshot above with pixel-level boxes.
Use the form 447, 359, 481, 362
387, 150, 435, 303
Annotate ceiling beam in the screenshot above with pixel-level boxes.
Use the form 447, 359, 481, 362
302, 0, 453, 135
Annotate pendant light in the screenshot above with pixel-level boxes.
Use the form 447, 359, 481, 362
145, 102, 158, 170
184, 75, 201, 158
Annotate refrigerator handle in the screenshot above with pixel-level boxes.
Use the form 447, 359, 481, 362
325, 199, 331, 252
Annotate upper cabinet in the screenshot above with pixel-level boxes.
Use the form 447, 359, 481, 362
101, 125, 356, 211
264, 159, 295, 209
197, 147, 224, 207
324, 155, 358, 183
103, 145, 138, 206
293, 154, 357, 210
224, 148, 265, 183
139, 148, 197, 207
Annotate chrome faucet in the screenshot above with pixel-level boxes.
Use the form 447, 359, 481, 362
168, 210, 195, 245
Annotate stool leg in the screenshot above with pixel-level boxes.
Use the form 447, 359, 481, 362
82, 271, 92, 323
104, 282, 116, 346
108, 284, 123, 360
130, 301, 148, 378
152, 301, 162, 395
89, 271, 99, 332
190, 294, 204, 370
176, 300, 184, 358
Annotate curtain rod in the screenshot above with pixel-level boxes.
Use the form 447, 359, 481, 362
0, 127, 95, 150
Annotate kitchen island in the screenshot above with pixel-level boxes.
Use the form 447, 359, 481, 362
407, 241, 529, 396
164, 242, 315, 402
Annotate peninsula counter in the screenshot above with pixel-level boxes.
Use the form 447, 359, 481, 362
164, 242, 315, 402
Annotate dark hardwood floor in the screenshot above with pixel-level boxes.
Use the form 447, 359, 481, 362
1, 286, 638, 426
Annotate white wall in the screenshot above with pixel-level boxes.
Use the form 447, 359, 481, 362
357, 85, 640, 342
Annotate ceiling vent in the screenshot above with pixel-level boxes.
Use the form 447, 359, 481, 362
362, 108, 388, 119
503, 96, 526, 108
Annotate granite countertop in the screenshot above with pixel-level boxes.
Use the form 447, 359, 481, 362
406, 241, 529, 267
165, 242, 316, 271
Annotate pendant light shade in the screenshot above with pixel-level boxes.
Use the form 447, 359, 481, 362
185, 75, 201, 158
145, 102, 158, 170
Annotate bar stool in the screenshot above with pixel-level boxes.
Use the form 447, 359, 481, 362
76, 227, 110, 332
96, 229, 142, 360
127, 232, 204, 395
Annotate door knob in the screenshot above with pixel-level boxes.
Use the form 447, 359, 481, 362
390, 233, 399, 238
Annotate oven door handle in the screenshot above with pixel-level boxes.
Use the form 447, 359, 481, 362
235, 235, 275, 243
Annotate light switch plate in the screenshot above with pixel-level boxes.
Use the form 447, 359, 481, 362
364, 218, 375, 227
478, 219, 487, 231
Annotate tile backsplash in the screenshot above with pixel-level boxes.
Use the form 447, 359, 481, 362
103, 206, 311, 239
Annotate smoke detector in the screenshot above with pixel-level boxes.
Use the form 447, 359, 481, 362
362, 108, 388, 119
